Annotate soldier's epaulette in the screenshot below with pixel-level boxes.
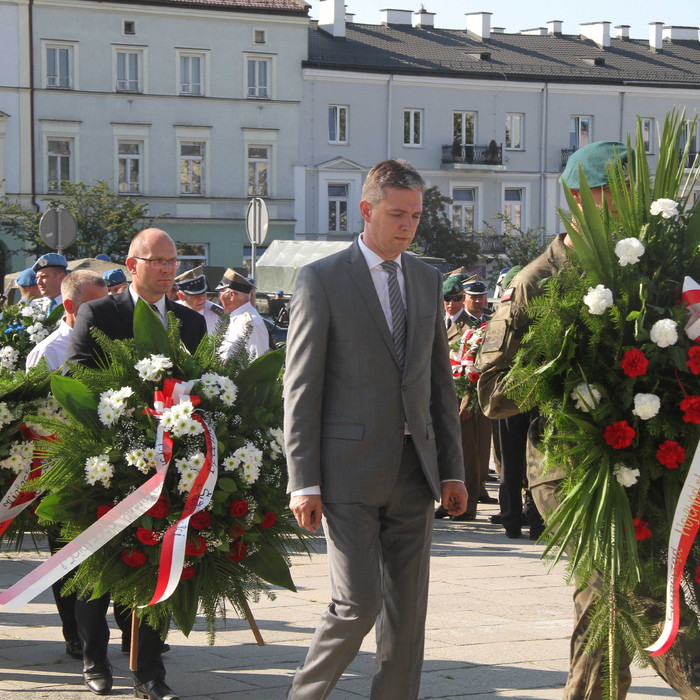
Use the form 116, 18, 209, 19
210, 304, 224, 316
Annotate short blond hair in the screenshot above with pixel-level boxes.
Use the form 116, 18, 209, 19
361, 159, 425, 206
60, 270, 106, 302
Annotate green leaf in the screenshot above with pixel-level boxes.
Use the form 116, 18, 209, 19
133, 299, 171, 357
171, 582, 199, 636
35, 493, 80, 522
236, 350, 284, 408
46, 303, 64, 325
217, 478, 238, 493
244, 543, 296, 591
51, 375, 101, 434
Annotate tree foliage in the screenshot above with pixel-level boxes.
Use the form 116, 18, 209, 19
411, 186, 479, 269
484, 213, 547, 267
0, 181, 162, 262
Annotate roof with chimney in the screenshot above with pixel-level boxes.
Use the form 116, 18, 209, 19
94, 0, 309, 14
306, 21, 700, 87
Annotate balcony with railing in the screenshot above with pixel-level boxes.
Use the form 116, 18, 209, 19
561, 147, 577, 168
462, 232, 506, 255
682, 150, 700, 169
441, 142, 504, 170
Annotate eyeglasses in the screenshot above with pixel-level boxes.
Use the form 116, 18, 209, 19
444, 294, 465, 302
132, 257, 181, 270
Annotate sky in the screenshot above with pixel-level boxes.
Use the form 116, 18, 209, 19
306, 0, 694, 40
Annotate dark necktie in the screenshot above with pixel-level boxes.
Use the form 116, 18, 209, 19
149, 302, 166, 327
380, 260, 407, 367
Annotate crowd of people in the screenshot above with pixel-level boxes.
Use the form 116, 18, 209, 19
1, 145, 669, 700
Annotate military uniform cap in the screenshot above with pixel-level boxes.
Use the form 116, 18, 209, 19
215, 268, 253, 293
15, 268, 37, 287
560, 141, 632, 190
464, 280, 487, 295
102, 268, 127, 287
442, 276, 465, 297
175, 265, 208, 295
32, 252, 69, 273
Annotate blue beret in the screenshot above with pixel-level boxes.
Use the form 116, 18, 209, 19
560, 141, 633, 190
15, 268, 37, 287
102, 268, 127, 287
95, 254, 112, 262
32, 253, 68, 272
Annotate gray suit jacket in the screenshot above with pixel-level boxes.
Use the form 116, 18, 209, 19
284, 239, 464, 505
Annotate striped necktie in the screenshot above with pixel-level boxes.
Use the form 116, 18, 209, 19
380, 260, 407, 367
149, 303, 166, 328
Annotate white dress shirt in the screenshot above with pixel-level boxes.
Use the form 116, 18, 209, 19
26, 320, 72, 371
218, 301, 269, 361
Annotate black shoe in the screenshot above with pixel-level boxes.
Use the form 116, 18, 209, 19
486, 474, 499, 482
66, 638, 83, 659
529, 526, 545, 541
434, 505, 450, 519
489, 513, 502, 524
84, 661, 113, 695
134, 679, 180, 700
122, 639, 170, 654
451, 512, 476, 521
478, 495, 498, 504
505, 528, 522, 539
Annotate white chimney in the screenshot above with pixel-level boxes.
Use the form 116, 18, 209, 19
492, 26, 505, 34
615, 25, 630, 40
548, 20, 563, 36
413, 8, 435, 28
649, 21, 663, 51
521, 27, 547, 36
580, 21, 611, 49
662, 26, 699, 42
345, 12, 354, 23
381, 8, 413, 26
319, 0, 346, 38
465, 11, 491, 41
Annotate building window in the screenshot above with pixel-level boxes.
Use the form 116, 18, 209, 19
47, 139, 72, 192
453, 111, 476, 146
123, 21, 135, 35
247, 146, 269, 196
46, 46, 72, 89
640, 118, 654, 154
116, 50, 141, 92
403, 109, 422, 146
570, 116, 591, 150
254, 30, 266, 44
505, 113, 524, 150
177, 243, 208, 271
179, 53, 203, 95
118, 141, 141, 194
452, 188, 476, 232
328, 184, 349, 231
329, 106, 348, 144
503, 188, 524, 230
247, 58, 270, 99
180, 142, 204, 195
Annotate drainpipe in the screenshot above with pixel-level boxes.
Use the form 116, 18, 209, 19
540, 81, 548, 243
29, 0, 38, 212
386, 74, 393, 160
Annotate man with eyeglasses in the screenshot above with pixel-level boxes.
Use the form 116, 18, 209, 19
66, 228, 206, 700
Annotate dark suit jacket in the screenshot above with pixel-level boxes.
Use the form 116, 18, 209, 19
66, 289, 207, 368
283, 239, 464, 505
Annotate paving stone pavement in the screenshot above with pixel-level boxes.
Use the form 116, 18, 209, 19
0, 495, 676, 699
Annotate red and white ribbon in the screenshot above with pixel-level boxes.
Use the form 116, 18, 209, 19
646, 436, 700, 656
0, 463, 43, 537
682, 276, 700, 343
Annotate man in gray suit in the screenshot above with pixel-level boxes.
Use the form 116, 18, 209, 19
284, 159, 467, 700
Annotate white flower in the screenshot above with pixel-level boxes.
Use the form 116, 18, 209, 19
650, 198, 679, 219
614, 238, 645, 267
27, 323, 49, 343
614, 463, 640, 488
84, 454, 114, 487
268, 428, 286, 458
0, 402, 13, 428
0, 346, 19, 371
583, 285, 613, 315
197, 373, 238, 407
178, 467, 198, 493
97, 387, 134, 427
570, 383, 602, 412
135, 354, 173, 382
632, 393, 661, 420
0, 440, 34, 473
160, 400, 203, 437
222, 455, 238, 471
242, 462, 261, 484
189, 453, 205, 469
650, 319, 678, 348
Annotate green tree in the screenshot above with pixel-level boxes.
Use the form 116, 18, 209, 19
411, 186, 479, 269
485, 212, 547, 267
0, 181, 162, 262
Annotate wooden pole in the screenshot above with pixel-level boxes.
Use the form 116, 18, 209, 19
240, 598, 265, 646
129, 606, 139, 671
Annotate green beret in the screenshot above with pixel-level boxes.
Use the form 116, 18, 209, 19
560, 141, 632, 190
442, 276, 464, 296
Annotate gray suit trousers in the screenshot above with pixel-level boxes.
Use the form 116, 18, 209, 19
289, 443, 434, 700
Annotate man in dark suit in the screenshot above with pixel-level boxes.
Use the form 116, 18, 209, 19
284, 160, 467, 700
66, 228, 206, 700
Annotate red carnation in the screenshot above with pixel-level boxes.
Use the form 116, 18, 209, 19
657, 440, 685, 469
260, 511, 277, 529
687, 347, 700, 375
147, 495, 170, 519
228, 525, 245, 539
96, 504, 114, 519
229, 499, 249, 518
185, 535, 207, 557
468, 371, 480, 383
603, 421, 636, 449
227, 541, 247, 562
633, 518, 652, 541
620, 348, 648, 378
121, 549, 146, 568
135, 526, 159, 546
680, 396, 700, 424
180, 566, 196, 580
190, 510, 212, 530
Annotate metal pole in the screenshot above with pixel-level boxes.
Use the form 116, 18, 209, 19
57, 211, 63, 256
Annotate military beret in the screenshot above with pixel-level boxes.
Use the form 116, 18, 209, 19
502, 265, 524, 290
442, 276, 465, 297
102, 268, 127, 287
215, 269, 253, 293
175, 265, 208, 295
15, 268, 37, 287
560, 141, 632, 190
464, 280, 487, 295
32, 252, 69, 272
95, 254, 112, 262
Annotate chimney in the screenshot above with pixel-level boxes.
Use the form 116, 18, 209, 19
580, 21, 611, 49
521, 27, 547, 36
649, 21, 663, 51
319, 0, 346, 38
465, 11, 491, 41
491, 27, 505, 34
615, 24, 630, 40
548, 20, 563, 36
381, 8, 413, 26
345, 12, 354, 23
413, 7, 435, 28
662, 26, 700, 42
